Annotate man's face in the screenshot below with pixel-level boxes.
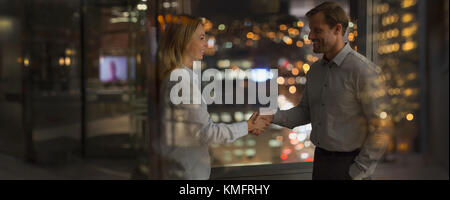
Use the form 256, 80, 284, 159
308, 12, 339, 54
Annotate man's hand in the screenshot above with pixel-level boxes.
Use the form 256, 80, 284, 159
256, 114, 274, 124
251, 114, 274, 135
247, 112, 271, 136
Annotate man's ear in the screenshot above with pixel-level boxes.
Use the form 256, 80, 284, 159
334, 23, 343, 36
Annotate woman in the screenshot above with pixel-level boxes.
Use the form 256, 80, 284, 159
155, 15, 268, 180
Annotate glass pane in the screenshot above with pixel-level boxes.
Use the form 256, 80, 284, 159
371, 0, 420, 156
0, 0, 447, 180
0, 0, 26, 158
18, 0, 81, 163
84, 2, 133, 157
154, 0, 350, 169
0, 0, 153, 176
82, 0, 151, 178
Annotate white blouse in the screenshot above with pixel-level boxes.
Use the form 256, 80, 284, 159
155, 66, 248, 180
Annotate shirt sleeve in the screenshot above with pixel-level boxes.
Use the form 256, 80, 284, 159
272, 81, 311, 129
170, 79, 248, 145
182, 103, 248, 145
349, 64, 393, 180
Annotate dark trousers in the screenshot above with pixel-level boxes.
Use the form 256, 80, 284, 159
312, 147, 360, 180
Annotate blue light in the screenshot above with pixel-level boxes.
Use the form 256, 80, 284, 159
250, 68, 274, 82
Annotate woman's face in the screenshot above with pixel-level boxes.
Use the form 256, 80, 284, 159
185, 24, 207, 61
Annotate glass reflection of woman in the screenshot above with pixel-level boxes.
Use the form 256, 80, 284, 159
109, 61, 119, 82
155, 15, 267, 180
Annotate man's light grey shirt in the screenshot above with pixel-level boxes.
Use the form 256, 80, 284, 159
273, 43, 391, 179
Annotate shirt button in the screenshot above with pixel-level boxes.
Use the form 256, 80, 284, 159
321, 103, 325, 106
324, 84, 327, 87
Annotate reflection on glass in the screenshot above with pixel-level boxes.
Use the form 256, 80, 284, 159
176, 0, 351, 168
99, 56, 128, 82
372, 0, 421, 156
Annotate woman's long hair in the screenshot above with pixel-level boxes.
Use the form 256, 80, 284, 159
157, 15, 202, 79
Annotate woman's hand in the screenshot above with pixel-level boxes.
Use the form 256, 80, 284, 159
247, 112, 271, 136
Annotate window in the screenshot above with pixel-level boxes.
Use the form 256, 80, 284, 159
155, 0, 351, 168
370, 0, 421, 155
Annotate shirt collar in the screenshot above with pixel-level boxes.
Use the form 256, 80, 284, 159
318, 43, 352, 67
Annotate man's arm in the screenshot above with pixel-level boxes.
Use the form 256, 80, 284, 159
349, 65, 393, 180
270, 83, 312, 129
251, 78, 312, 134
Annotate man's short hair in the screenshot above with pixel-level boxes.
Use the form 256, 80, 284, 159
306, 1, 349, 36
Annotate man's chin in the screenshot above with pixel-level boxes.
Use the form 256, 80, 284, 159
312, 48, 322, 53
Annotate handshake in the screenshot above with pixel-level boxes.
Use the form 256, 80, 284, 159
246, 112, 274, 136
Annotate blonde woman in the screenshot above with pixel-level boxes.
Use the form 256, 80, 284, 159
155, 15, 268, 180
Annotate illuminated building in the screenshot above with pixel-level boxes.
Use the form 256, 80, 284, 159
372, 0, 421, 155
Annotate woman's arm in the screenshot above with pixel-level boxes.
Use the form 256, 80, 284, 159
171, 103, 268, 145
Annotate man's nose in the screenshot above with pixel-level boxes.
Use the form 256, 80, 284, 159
308, 32, 314, 40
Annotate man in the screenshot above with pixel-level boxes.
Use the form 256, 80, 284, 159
253, 2, 392, 180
